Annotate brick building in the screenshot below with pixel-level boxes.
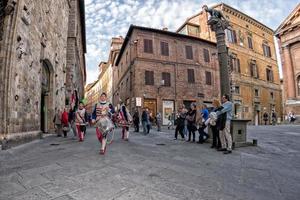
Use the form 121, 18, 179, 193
114, 25, 218, 125
84, 80, 100, 113
0, 0, 86, 146
275, 3, 300, 120
177, 3, 282, 125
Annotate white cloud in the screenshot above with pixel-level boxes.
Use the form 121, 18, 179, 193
84, 0, 299, 84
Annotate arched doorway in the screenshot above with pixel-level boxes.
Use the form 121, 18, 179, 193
40, 60, 53, 133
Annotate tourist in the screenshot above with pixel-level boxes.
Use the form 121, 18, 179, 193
288, 111, 296, 123
216, 94, 233, 154
187, 103, 197, 142
263, 110, 269, 125
174, 107, 186, 140
167, 112, 175, 130
133, 109, 140, 132
53, 109, 62, 137
142, 108, 150, 134
271, 110, 277, 125
75, 102, 88, 142
118, 102, 132, 141
92, 92, 114, 155
61, 108, 69, 138
210, 99, 224, 149
156, 112, 162, 132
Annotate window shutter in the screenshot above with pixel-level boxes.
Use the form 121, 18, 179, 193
248, 37, 253, 49
144, 39, 153, 53
205, 71, 212, 85
185, 46, 193, 59
145, 70, 154, 85
203, 48, 210, 62
161, 42, 169, 56
237, 58, 241, 73
162, 72, 171, 86
187, 69, 195, 83
232, 30, 237, 43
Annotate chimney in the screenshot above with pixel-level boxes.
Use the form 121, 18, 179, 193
162, 27, 168, 31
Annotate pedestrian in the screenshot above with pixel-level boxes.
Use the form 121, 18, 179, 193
133, 109, 140, 132
142, 108, 150, 134
187, 103, 197, 142
53, 109, 62, 137
197, 104, 210, 143
69, 107, 77, 139
92, 92, 114, 155
263, 111, 269, 125
118, 102, 132, 141
75, 102, 88, 142
167, 112, 175, 130
216, 94, 233, 154
174, 107, 186, 140
288, 111, 296, 123
210, 99, 223, 149
156, 112, 162, 132
61, 108, 69, 138
271, 110, 277, 126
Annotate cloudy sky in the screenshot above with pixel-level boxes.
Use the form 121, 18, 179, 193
84, 0, 299, 84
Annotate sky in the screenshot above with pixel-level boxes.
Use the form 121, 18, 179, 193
84, 0, 299, 84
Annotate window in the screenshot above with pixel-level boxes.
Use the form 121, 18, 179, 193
226, 29, 237, 43
162, 72, 171, 86
145, 70, 154, 85
249, 60, 259, 78
262, 43, 271, 57
187, 69, 195, 83
266, 68, 274, 82
160, 41, 169, 56
255, 89, 259, 97
203, 48, 210, 63
188, 25, 200, 36
144, 39, 153, 53
297, 76, 300, 96
205, 71, 212, 85
247, 36, 253, 49
229, 55, 241, 73
234, 86, 240, 94
270, 92, 274, 99
126, 52, 128, 63
185, 45, 193, 59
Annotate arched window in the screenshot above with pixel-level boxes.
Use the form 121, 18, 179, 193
297, 75, 300, 96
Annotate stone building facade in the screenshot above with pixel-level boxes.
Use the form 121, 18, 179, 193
84, 80, 100, 113
0, 0, 86, 147
114, 25, 219, 125
276, 3, 300, 120
177, 3, 282, 125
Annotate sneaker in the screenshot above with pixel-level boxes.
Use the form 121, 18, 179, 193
223, 150, 232, 154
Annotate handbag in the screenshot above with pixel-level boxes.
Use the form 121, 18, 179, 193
62, 125, 70, 132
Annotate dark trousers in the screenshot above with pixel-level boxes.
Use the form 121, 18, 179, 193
175, 124, 185, 139
188, 125, 196, 141
198, 127, 208, 143
211, 125, 221, 148
134, 122, 139, 132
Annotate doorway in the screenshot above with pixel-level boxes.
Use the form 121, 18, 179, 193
40, 60, 51, 133
143, 99, 157, 118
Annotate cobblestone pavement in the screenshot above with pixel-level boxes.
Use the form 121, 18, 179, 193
0, 125, 300, 200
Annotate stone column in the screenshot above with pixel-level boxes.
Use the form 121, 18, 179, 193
207, 18, 230, 96
282, 45, 296, 99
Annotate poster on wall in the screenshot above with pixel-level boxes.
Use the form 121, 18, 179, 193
162, 100, 174, 125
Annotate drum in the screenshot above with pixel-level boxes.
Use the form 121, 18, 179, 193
95, 116, 114, 136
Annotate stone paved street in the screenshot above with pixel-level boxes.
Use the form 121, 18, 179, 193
0, 125, 300, 200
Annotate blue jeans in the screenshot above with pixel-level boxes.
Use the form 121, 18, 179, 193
142, 121, 149, 134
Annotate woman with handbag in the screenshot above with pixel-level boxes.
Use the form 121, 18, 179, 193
61, 108, 69, 138
76, 102, 88, 142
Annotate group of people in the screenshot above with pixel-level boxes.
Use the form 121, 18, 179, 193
132, 108, 163, 134
262, 110, 278, 125
53, 92, 132, 155
173, 94, 233, 154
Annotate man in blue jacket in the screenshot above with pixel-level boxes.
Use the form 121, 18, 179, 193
217, 94, 233, 154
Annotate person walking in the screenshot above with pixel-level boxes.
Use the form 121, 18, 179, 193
271, 110, 277, 126
142, 108, 150, 134
68, 107, 77, 139
92, 92, 114, 155
133, 109, 140, 132
210, 99, 224, 149
118, 102, 132, 141
187, 103, 197, 142
61, 108, 69, 138
174, 107, 186, 140
288, 111, 296, 123
75, 102, 88, 142
156, 112, 162, 132
53, 109, 62, 137
263, 111, 269, 125
216, 94, 233, 154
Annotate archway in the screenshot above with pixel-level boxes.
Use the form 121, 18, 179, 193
40, 59, 53, 133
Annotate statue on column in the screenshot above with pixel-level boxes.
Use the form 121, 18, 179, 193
203, 5, 230, 31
